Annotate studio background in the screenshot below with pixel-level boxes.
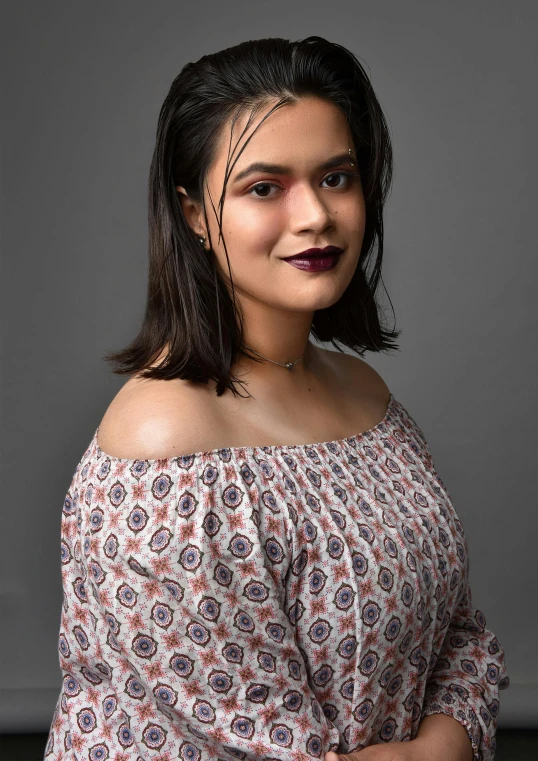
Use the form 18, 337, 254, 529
1, 0, 536, 733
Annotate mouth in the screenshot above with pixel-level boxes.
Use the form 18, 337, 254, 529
282, 245, 344, 260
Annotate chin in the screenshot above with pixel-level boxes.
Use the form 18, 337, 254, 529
282, 289, 346, 312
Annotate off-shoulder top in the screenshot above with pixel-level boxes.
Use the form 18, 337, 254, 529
44, 393, 509, 761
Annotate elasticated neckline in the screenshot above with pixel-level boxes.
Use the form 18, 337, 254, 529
93, 393, 397, 464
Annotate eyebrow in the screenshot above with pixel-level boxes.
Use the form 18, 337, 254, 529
231, 152, 355, 184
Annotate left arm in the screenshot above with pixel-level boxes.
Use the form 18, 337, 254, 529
417, 528, 510, 761
415, 713, 473, 761
325, 713, 474, 761
325, 396, 510, 761
401, 405, 510, 761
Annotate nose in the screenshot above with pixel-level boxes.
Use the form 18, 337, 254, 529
287, 182, 334, 234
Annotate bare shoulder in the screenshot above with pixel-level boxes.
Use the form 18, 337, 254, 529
333, 350, 390, 395
320, 348, 391, 414
97, 375, 221, 460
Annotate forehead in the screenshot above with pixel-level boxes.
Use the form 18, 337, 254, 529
210, 96, 353, 180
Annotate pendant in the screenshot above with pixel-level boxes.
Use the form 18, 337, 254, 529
285, 362, 294, 370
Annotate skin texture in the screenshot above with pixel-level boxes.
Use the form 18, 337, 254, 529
177, 95, 366, 390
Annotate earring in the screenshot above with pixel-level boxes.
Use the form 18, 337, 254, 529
198, 234, 206, 246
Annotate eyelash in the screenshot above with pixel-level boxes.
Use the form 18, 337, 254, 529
246, 170, 360, 199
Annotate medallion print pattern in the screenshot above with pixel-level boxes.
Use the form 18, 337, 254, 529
45, 394, 509, 760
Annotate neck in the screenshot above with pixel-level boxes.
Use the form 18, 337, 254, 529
233, 337, 321, 384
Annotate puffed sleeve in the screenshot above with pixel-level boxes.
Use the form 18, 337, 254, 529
407, 418, 511, 761
419, 533, 510, 761
83, 451, 342, 760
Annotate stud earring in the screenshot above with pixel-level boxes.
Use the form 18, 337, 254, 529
198, 234, 206, 246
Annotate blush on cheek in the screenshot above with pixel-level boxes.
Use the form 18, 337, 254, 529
233, 199, 287, 245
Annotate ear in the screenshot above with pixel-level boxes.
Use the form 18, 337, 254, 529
176, 185, 206, 239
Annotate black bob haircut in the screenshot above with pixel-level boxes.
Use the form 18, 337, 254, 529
104, 35, 400, 397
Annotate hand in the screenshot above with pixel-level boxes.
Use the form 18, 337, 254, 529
324, 714, 474, 761
325, 737, 428, 761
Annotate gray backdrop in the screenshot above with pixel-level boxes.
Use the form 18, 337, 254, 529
1, 0, 536, 733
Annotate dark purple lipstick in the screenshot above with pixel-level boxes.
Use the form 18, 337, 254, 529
282, 245, 343, 272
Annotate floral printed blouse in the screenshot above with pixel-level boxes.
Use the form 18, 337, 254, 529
45, 393, 509, 761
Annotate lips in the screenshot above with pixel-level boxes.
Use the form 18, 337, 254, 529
283, 246, 343, 260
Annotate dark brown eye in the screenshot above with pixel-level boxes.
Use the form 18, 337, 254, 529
247, 170, 358, 200
323, 171, 356, 188
249, 183, 273, 198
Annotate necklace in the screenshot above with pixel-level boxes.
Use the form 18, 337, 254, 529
244, 344, 307, 371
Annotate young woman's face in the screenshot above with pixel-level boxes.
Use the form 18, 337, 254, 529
182, 96, 366, 314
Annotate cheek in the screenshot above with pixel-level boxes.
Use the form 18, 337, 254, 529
222, 202, 285, 255
337, 201, 366, 247
340, 190, 366, 223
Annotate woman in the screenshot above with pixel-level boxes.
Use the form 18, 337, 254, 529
45, 36, 509, 761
